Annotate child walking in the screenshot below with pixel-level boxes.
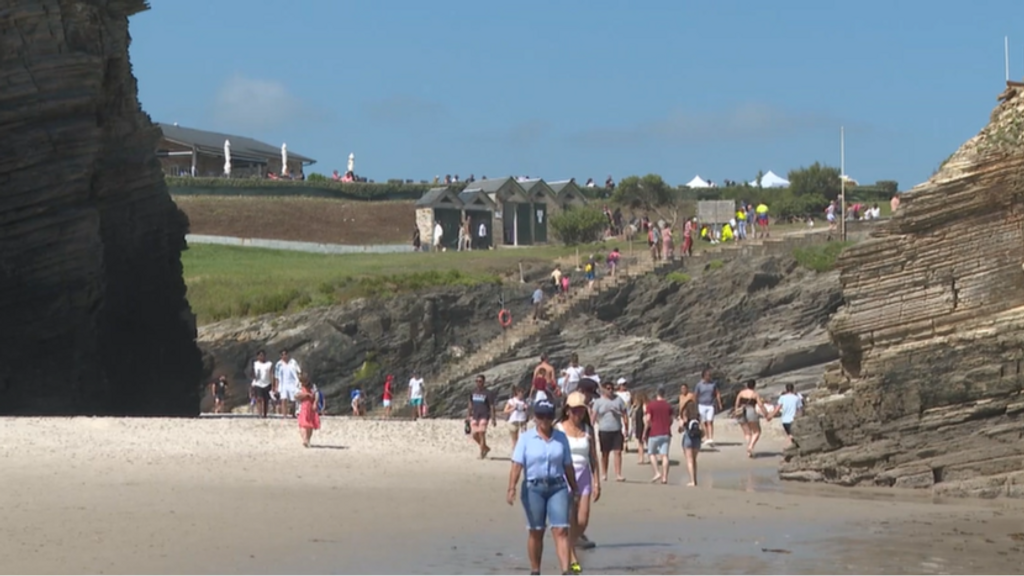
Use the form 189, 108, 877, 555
296, 375, 321, 447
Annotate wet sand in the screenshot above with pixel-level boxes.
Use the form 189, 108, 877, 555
1, 416, 1022, 574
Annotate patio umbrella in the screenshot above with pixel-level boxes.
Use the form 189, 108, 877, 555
223, 140, 231, 177
347, 153, 355, 174
281, 143, 288, 176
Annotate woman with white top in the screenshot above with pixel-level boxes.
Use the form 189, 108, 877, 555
504, 387, 529, 450
556, 391, 601, 574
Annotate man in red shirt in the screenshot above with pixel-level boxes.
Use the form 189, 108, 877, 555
644, 386, 674, 484
383, 374, 394, 419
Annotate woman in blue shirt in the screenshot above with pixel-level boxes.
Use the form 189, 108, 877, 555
507, 399, 579, 576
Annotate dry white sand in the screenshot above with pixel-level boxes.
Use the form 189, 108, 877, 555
1, 415, 1022, 574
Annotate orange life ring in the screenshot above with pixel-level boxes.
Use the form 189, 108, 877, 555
498, 309, 513, 328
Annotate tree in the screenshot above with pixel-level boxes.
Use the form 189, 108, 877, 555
755, 169, 764, 188
788, 162, 842, 201
549, 207, 607, 245
610, 174, 684, 226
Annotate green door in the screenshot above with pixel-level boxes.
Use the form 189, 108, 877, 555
502, 202, 515, 245
435, 208, 462, 249
515, 203, 533, 245
533, 203, 548, 243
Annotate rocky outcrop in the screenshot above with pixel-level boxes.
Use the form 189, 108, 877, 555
781, 87, 1024, 498
197, 284, 539, 413
0, 0, 202, 414
432, 254, 843, 416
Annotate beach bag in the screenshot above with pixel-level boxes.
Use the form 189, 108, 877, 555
464, 419, 472, 435
685, 419, 703, 440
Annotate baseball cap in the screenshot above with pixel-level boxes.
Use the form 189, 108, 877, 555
616, 377, 628, 386
533, 400, 556, 417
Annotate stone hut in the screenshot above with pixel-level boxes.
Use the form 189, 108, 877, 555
549, 179, 589, 210
470, 177, 532, 245
516, 179, 559, 243
415, 187, 464, 250
156, 123, 315, 178
458, 188, 498, 250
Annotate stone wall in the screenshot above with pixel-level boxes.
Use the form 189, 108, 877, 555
0, 0, 203, 415
782, 88, 1024, 498
415, 207, 434, 250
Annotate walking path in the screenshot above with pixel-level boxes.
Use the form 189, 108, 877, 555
186, 234, 412, 254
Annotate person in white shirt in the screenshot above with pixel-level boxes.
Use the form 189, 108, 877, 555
408, 370, 426, 420
502, 386, 529, 450
274, 349, 302, 417
615, 377, 632, 443
433, 221, 444, 252
561, 353, 584, 396
477, 222, 488, 250
250, 349, 273, 418
771, 383, 805, 447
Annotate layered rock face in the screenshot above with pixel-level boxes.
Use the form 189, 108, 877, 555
782, 88, 1024, 497
0, 0, 202, 414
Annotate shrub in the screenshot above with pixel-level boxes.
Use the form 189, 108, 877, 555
707, 259, 724, 271
165, 176, 467, 201
665, 271, 691, 284
792, 241, 854, 272
549, 207, 607, 245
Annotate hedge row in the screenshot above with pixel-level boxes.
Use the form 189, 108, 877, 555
165, 176, 468, 201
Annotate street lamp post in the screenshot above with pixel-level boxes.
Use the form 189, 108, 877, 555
840, 126, 846, 242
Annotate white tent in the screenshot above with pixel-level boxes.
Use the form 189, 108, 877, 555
750, 170, 789, 188
685, 175, 711, 188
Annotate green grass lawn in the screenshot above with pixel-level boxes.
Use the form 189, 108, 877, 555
183, 243, 610, 324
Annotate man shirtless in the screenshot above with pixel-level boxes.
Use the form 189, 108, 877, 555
532, 354, 556, 403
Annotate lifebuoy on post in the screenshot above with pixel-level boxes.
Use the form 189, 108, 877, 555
498, 309, 513, 328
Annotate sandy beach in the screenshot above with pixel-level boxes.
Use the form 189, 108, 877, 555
1, 415, 1022, 575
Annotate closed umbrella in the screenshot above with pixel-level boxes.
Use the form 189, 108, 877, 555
281, 143, 288, 176
347, 153, 355, 174
223, 140, 231, 177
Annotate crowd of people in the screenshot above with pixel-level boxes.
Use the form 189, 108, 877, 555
210, 348, 805, 574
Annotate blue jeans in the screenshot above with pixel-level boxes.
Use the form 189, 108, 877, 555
521, 479, 570, 530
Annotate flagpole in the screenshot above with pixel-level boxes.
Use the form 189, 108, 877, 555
840, 126, 846, 242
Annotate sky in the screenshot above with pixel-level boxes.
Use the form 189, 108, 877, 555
129, 0, 1024, 190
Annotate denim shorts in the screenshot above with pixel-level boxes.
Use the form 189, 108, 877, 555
682, 433, 701, 451
521, 479, 570, 530
647, 435, 670, 456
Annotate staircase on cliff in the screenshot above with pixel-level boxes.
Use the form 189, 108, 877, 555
379, 226, 848, 418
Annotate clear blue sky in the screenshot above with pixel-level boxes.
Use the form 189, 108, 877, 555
130, 0, 1024, 190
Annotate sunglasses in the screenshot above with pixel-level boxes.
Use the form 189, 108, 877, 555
570, 406, 588, 415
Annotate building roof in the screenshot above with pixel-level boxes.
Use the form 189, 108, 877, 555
416, 187, 464, 208
547, 180, 575, 193
470, 177, 518, 194
156, 123, 316, 165
458, 189, 497, 211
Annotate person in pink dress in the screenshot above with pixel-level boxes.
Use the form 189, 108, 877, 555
661, 224, 674, 261
296, 375, 321, 448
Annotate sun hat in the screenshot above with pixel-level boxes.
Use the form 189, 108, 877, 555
566, 391, 588, 408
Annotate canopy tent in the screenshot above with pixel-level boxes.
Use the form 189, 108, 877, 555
685, 175, 711, 188
750, 170, 789, 188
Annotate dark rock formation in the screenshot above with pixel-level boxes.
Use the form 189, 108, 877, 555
197, 284, 538, 414
781, 87, 1024, 498
0, 0, 203, 415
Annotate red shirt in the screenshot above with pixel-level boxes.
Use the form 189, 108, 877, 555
383, 380, 392, 401
645, 399, 673, 437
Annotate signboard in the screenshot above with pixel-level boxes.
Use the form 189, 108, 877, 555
697, 200, 736, 224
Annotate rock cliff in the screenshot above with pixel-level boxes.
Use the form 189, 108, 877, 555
199, 254, 842, 418
0, 0, 202, 414
781, 87, 1024, 498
